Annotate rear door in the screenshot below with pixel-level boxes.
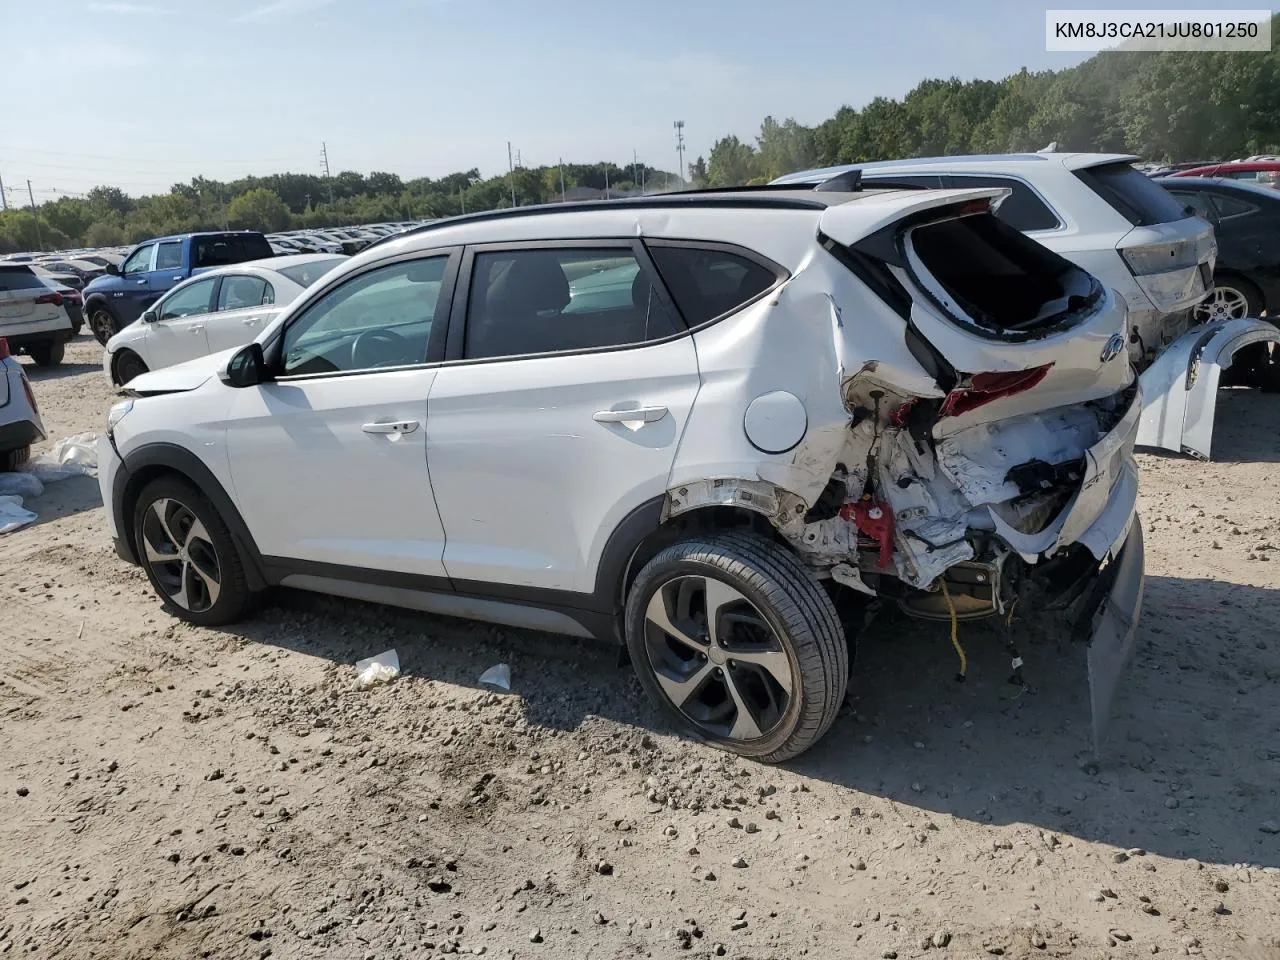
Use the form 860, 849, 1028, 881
144, 277, 216, 369
205, 273, 278, 353
148, 239, 189, 295
117, 243, 157, 323
425, 240, 699, 594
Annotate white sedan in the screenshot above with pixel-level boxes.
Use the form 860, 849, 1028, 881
104, 254, 346, 385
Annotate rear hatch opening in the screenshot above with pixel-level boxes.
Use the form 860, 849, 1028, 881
903, 206, 1104, 340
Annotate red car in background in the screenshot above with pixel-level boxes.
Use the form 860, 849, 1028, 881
1169, 159, 1280, 187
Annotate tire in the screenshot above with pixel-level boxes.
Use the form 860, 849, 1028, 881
624, 531, 849, 763
1194, 275, 1265, 324
132, 476, 255, 627
88, 306, 118, 346
27, 340, 65, 368
112, 350, 149, 385
1, 445, 30, 472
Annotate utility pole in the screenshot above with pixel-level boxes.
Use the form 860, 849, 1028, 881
507, 141, 516, 207
633, 150, 638, 192
26, 181, 44, 249
559, 158, 565, 202
674, 120, 686, 187
604, 164, 610, 200
459, 185, 465, 214
320, 142, 334, 204
0, 164, 6, 211
27, 179, 36, 209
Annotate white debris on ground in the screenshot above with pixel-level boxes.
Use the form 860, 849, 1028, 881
478, 662, 513, 692
0, 495, 37, 534
21, 432, 98, 481
354, 648, 400, 688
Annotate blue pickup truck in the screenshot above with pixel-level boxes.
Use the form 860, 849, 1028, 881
83, 231, 274, 345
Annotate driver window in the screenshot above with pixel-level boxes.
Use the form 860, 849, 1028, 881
122, 245, 155, 276
281, 256, 446, 376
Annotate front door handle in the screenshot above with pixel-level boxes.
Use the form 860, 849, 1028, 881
362, 420, 420, 435
189, 324, 205, 333
136, 279, 146, 285
242, 316, 261, 325
593, 406, 668, 424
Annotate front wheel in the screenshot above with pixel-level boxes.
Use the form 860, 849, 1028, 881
625, 531, 849, 763
88, 306, 118, 346
132, 476, 255, 627
112, 350, 149, 385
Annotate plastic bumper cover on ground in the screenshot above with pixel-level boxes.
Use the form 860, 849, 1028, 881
1086, 516, 1145, 755
1136, 317, 1280, 460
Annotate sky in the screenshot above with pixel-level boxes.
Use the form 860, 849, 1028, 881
1, 0, 1277, 202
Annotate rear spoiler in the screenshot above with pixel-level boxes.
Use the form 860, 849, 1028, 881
818, 187, 1011, 248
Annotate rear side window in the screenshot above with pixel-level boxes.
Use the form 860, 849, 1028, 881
0, 266, 44, 291
195, 234, 273, 268
647, 246, 779, 326
908, 212, 1100, 336
1166, 190, 1216, 220
464, 248, 679, 360
1211, 193, 1260, 219
155, 242, 183, 270
217, 275, 272, 310
1074, 162, 1190, 226
942, 175, 1062, 231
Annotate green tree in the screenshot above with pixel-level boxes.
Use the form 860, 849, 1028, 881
226, 188, 292, 232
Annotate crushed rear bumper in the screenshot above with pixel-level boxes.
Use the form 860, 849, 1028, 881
1136, 317, 1280, 460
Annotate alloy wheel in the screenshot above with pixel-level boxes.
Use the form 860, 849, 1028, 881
1194, 285, 1251, 323
140, 498, 222, 613
642, 575, 795, 741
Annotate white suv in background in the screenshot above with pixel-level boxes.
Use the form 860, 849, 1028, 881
0, 263, 75, 368
99, 183, 1144, 762
773, 153, 1217, 366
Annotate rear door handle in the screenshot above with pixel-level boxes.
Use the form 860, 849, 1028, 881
136, 279, 146, 285
362, 420, 420, 435
190, 324, 205, 333
172, 276, 184, 282
593, 406, 668, 424
242, 316, 261, 325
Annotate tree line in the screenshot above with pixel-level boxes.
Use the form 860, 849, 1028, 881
3, 19, 1278, 254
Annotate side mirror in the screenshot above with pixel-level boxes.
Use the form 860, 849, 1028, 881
105, 262, 119, 276
223, 342, 268, 388
142, 309, 158, 323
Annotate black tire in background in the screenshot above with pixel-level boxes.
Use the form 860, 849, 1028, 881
1, 445, 31, 472
88, 306, 118, 346
27, 340, 65, 368
132, 475, 256, 627
112, 350, 149, 385
625, 531, 849, 763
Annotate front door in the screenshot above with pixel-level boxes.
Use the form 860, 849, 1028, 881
148, 240, 189, 297
116, 243, 157, 323
426, 242, 701, 595
225, 252, 456, 577
206, 273, 276, 354
145, 277, 215, 369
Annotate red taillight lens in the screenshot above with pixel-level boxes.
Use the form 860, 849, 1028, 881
34, 292, 64, 306
939, 364, 1053, 418
0, 337, 9, 360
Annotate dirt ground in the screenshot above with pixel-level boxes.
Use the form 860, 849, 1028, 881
2, 333, 1279, 960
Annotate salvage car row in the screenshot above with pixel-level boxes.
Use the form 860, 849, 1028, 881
7, 152, 1279, 764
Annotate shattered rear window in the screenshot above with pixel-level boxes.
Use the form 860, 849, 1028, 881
908, 213, 1101, 335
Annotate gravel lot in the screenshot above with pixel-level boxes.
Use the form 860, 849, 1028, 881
2, 333, 1279, 960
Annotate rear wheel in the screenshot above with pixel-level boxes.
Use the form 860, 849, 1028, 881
27, 340, 64, 367
1, 445, 30, 472
132, 476, 255, 627
1194, 275, 1264, 323
625, 531, 848, 763
112, 350, 149, 385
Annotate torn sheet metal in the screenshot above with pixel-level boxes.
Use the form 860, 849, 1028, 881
1136, 316, 1280, 460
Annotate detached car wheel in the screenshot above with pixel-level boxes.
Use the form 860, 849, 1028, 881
625, 531, 848, 763
133, 476, 254, 627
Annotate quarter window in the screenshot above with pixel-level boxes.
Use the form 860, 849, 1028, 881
281, 256, 446, 376
942, 175, 1062, 231
1211, 194, 1259, 219
157, 278, 216, 321
121, 245, 155, 275
1167, 191, 1216, 220
647, 246, 779, 326
217, 275, 273, 311
463, 247, 679, 360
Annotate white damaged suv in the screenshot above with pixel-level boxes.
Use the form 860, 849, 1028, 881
99, 179, 1144, 762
